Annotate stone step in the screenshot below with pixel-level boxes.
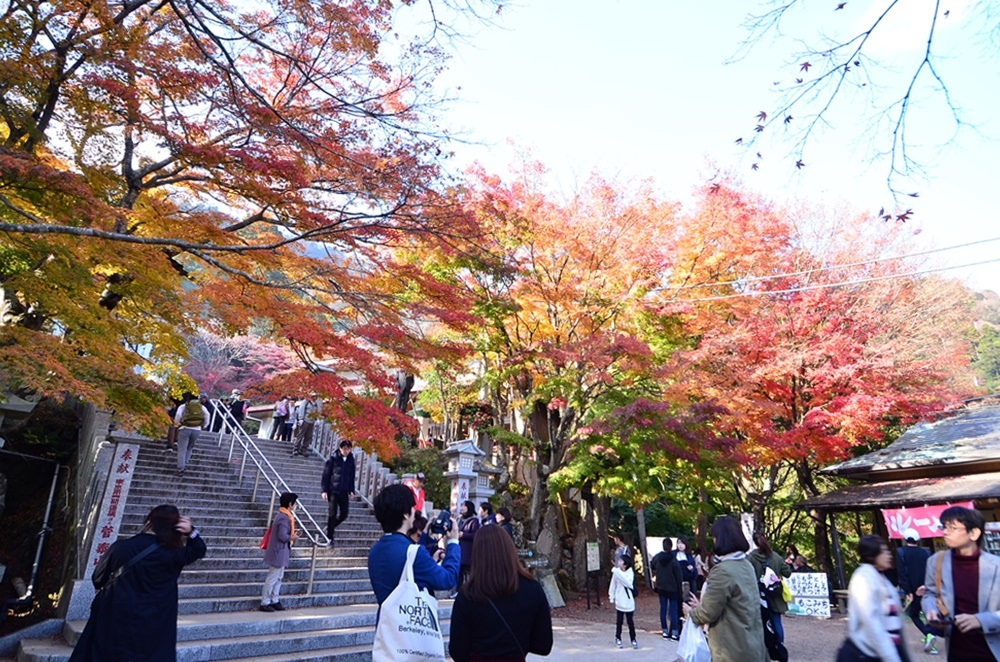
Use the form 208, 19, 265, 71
175, 591, 377, 615
18, 604, 453, 662
178, 578, 373, 599
158, 545, 373, 559
42, 429, 406, 661
183, 556, 370, 571
179, 567, 369, 583
114, 522, 381, 539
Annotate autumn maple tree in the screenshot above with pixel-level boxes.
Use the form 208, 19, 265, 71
664, 181, 979, 564
0, 0, 495, 452
406, 163, 716, 577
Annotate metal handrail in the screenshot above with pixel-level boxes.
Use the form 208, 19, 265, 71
209, 400, 330, 548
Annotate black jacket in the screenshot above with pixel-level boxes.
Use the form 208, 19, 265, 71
651, 550, 683, 594
897, 544, 930, 594
322, 451, 356, 495
449, 577, 553, 662
70, 532, 207, 662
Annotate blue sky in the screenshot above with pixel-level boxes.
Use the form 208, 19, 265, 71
425, 0, 1000, 292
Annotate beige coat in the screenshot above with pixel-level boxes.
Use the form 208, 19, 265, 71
689, 555, 768, 662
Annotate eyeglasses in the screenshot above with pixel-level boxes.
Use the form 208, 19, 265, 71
943, 523, 967, 533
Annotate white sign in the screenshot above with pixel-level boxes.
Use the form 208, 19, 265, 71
790, 597, 831, 618
740, 513, 755, 551
586, 542, 601, 573
85, 443, 140, 576
786, 572, 831, 618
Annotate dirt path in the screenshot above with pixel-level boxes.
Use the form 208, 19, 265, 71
543, 590, 938, 661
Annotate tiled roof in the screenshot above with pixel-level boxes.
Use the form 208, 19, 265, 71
822, 405, 1000, 476
798, 471, 1000, 512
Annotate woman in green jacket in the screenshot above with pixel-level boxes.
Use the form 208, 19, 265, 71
684, 517, 768, 662
750, 531, 793, 643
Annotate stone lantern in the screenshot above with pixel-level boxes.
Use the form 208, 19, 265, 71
443, 439, 485, 514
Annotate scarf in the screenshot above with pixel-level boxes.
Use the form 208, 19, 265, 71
713, 550, 747, 564
280, 507, 296, 543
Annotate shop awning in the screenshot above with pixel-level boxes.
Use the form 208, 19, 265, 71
797, 471, 1000, 513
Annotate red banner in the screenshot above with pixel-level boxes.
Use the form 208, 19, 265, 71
881, 502, 976, 540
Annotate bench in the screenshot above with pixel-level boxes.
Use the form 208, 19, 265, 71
832, 589, 849, 614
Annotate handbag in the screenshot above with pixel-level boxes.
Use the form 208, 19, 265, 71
676, 615, 711, 662
260, 523, 272, 550
372, 544, 445, 662
780, 578, 793, 604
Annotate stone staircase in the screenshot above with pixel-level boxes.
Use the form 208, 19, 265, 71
16, 432, 452, 661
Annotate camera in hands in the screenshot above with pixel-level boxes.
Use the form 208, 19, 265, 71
429, 509, 453, 536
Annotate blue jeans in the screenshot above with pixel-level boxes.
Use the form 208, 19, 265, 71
659, 591, 680, 635
770, 612, 784, 643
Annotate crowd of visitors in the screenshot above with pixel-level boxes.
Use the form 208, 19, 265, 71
78, 398, 1000, 662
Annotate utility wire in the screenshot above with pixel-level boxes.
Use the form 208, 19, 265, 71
667, 256, 1000, 303
669, 236, 1000, 291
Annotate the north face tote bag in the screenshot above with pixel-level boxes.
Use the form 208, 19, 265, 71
372, 544, 446, 662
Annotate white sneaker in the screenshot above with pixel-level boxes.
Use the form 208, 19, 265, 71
631, 640, 638, 649
615, 638, 623, 649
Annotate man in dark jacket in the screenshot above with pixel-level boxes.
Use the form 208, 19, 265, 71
898, 533, 943, 653
321, 440, 355, 547
651, 538, 683, 640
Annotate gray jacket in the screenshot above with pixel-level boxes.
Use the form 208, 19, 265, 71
263, 511, 293, 568
922, 548, 1000, 660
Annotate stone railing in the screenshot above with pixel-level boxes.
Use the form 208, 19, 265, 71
351, 445, 398, 508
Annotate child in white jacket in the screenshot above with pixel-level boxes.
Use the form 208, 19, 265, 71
610, 554, 638, 649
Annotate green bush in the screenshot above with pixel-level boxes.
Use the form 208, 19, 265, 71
386, 448, 449, 510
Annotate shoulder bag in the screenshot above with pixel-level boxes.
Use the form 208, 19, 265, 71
372, 544, 445, 662
96, 541, 158, 595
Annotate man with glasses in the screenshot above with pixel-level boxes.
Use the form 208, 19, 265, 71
923, 506, 1000, 662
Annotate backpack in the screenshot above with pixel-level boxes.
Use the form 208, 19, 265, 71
180, 400, 205, 427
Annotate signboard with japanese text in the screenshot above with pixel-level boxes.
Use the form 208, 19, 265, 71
881, 502, 976, 540
586, 542, 601, 573
786, 572, 831, 618
450, 478, 469, 515
84, 443, 140, 577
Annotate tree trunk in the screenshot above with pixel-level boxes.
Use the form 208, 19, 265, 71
696, 488, 709, 551
795, 459, 836, 582
637, 506, 652, 588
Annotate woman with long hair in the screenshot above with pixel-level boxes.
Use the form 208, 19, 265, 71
749, 531, 793, 643
837, 535, 911, 662
675, 536, 699, 599
448, 525, 553, 662
684, 516, 768, 662
70, 504, 207, 662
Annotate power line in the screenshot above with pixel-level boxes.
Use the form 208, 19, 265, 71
667, 257, 1000, 303
670, 236, 1000, 291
